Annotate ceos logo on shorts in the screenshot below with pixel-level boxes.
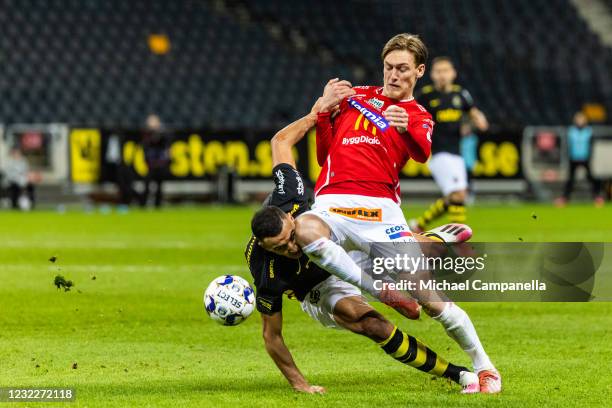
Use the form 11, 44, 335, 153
385, 225, 413, 240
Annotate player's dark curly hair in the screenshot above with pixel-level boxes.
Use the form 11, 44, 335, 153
251, 206, 286, 240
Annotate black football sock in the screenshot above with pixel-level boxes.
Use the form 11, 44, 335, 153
379, 326, 468, 383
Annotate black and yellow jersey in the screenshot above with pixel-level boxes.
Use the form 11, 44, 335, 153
416, 84, 475, 155
244, 163, 330, 315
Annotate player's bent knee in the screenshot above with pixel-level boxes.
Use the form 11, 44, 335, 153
335, 307, 392, 342
358, 312, 393, 342
333, 297, 390, 340
448, 190, 467, 203
295, 214, 331, 246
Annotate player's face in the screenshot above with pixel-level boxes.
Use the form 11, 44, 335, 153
431, 60, 456, 89
259, 215, 302, 259
383, 50, 425, 100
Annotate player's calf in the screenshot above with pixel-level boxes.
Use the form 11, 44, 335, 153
335, 303, 479, 392
379, 325, 479, 392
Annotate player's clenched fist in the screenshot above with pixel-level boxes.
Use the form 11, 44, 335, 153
383, 105, 409, 133
320, 78, 355, 113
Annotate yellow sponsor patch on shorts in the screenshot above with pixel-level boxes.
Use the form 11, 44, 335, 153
329, 207, 382, 222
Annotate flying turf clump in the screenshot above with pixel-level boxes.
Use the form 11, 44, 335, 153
54, 275, 74, 292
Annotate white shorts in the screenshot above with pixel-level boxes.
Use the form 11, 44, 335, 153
307, 194, 418, 248
300, 274, 362, 329
304, 194, 421, 261
428, 152, 468, 196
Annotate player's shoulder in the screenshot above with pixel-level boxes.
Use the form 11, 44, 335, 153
415, 85, 435, 102
401, 99, 432, 117
420, 84, 435, 94
245, 235, 265, 272
245, 238, 279, 294
273, 162, 303, 187
271, 163, 309, 215
454, 85, 474, 104
272, 163, 305, 196
453, 84, 472, 98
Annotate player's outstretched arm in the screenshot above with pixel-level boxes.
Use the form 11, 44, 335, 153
316, 78, 355, 165
271, 99, 323, 168
261, 311, 326, 394
469, 107, 489, 132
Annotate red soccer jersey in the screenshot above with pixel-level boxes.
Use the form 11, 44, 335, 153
315, 86, 434, 203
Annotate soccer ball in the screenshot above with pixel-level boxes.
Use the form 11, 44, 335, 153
204, 275, 255, 326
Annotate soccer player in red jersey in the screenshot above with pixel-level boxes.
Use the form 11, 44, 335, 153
247, 99, 480, 394
253, 34, 501, 393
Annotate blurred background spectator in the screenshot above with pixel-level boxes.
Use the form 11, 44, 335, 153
2, 147, 37, 210
556, 112, 604, 207
140, 114, 169, 208
105, 132, 138, 207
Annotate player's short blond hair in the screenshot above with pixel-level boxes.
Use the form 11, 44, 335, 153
381, 33, 428, 66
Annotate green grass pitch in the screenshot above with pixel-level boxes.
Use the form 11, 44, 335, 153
1, 204, 611, 407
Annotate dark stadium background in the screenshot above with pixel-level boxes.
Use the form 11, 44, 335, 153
0, 0, 610, 205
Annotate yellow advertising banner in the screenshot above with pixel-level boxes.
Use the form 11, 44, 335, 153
70, 129, 101, 183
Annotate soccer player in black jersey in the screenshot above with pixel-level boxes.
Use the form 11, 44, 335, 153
411, 57, 489, 232
245, 95, 479, 395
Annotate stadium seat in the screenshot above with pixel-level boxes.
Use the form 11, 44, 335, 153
0, 0, 609, 128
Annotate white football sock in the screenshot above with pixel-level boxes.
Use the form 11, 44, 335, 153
302, 237, 378, 297
433, 303, 494, 373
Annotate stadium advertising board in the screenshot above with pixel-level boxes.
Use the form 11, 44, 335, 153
308, 128, 522, 182
68, 127, 523, 183
69, 128, 102, 183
